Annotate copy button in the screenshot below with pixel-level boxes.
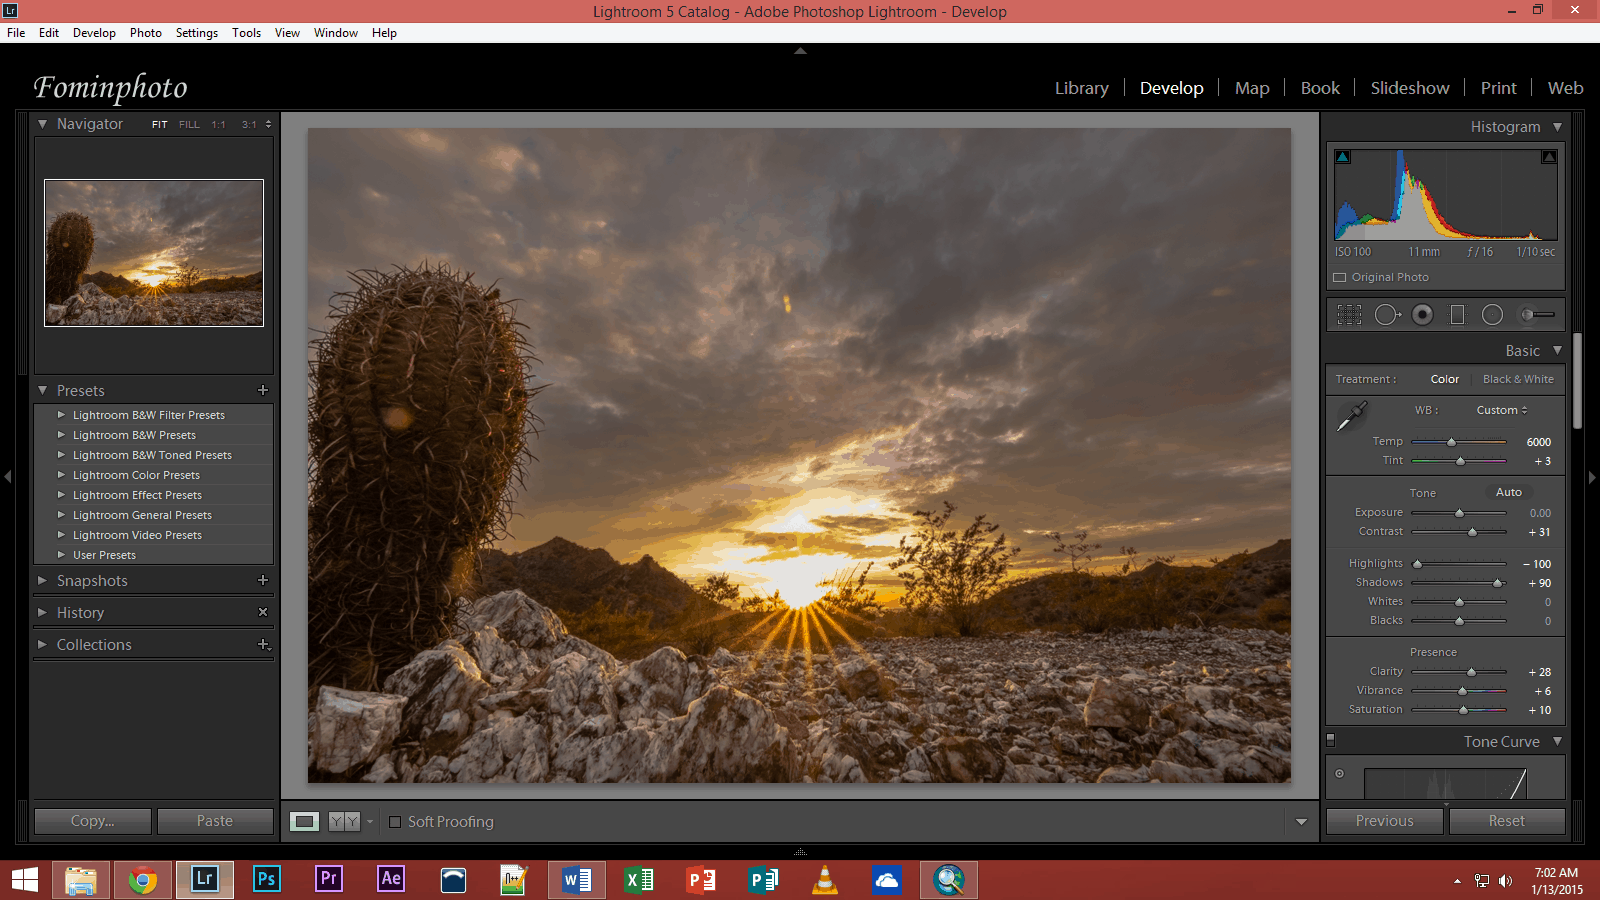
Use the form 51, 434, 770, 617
34, 808, 152, 834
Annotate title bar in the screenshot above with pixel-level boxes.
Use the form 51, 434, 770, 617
1, 0, 1597, 25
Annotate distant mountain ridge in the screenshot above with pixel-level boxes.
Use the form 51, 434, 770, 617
990, 538, 1292, 623
477, 537, 700, 625
81, 271, 138, 292
79, 270, 263, 296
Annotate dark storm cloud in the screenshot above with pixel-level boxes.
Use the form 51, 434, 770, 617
308, 128, 1290, 565
45, 180, 263, 279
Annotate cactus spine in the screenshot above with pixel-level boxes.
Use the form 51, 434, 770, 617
308, 262, 539, 691
46, 211, 96, 305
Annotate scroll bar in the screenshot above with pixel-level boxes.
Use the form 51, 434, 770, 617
1575, 333, 1583, 430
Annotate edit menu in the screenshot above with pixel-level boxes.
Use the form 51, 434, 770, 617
23, 112, 284, 840
1319, 110, 1580, 841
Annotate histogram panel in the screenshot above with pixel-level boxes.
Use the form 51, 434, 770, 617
1334, 149, 1558, 241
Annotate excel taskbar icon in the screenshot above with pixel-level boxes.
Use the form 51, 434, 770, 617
622, 868, 654, 895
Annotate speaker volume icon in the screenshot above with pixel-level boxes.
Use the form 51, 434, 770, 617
1498, 875, 1514, 889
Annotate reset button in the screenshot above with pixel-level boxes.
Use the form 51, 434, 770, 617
1449, 808, 1566, 835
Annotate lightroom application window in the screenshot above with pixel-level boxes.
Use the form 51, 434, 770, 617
5, 27, 1589, 886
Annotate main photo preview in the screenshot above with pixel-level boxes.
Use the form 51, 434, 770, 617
303, 127, 1293, 786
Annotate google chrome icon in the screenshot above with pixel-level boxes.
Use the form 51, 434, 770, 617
129, 867, 158, 895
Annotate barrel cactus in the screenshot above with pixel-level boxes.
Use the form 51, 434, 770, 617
46, 211, 96, 305
308, 262, 539, 691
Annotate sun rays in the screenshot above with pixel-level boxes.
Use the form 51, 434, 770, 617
724, 598, 884, 691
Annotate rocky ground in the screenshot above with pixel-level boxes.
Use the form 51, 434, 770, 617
46, 283, 264, 326
310, 589, 1291, 784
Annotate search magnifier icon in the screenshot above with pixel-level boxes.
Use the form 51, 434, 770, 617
933, 866, 964, 896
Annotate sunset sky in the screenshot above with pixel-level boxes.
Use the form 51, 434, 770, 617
45, 180, 263, 286
307, 128, 1291, 606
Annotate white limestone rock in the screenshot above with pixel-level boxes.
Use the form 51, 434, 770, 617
309, 686, 408, 775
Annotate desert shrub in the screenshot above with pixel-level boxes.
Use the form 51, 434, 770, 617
890, 501, 1021, 637
1263, 566, 1292, 595
1256, 596, 1291, 632
741, 589, 787, 614
1064, 558, 1255, 632
817, 563, 885, 621
1046, 530, 1102, 572
566, 600, 659, 661
696, 573, 741, 606
670, 593, 732, 657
